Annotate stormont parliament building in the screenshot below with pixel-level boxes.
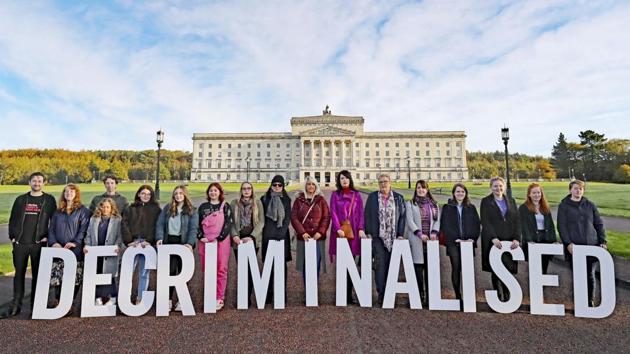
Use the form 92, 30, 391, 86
191, 106, 468, 185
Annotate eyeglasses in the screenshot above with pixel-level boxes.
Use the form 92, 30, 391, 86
378, 180, 390, 184
241, 187, 252, 190
272, 183, 283, 187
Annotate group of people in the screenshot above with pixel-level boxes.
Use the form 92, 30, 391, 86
3, 170, 607, 318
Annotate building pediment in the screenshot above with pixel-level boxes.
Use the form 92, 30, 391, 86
300, 125, 355, 137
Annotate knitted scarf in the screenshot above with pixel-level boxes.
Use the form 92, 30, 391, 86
266, 192, 285, 228
378, 191, 396, 252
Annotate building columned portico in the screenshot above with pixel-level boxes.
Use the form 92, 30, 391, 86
191, 106, 468, 184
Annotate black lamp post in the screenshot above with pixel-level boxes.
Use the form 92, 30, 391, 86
155, 129, 164, 200
406, 156, 411, 189
245, 153, 251, 182
501, 127, 512, 199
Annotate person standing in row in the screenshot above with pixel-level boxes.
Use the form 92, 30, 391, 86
156, 185, 198, 312
121, 185, 161, 305
4, 172, 57, 318
557, 180, 607, 307
291, 176, 331, 298
365, 173, 406, 306
231, 182, 265, 305
440, 183, 480, 307
329, 170, 365, 304
260, 175, 292, 305
89, 175, 129, 215
48, 184, 90, 314
519, 183, 557, 274
404, 180, 440, 307
84, 198, 122, 306
480, 177, 520, 302
198, 182, 233, 311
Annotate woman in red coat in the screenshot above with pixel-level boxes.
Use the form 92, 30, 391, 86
291, 176, 331, 292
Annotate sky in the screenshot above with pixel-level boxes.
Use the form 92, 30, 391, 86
0, 0, 629, 156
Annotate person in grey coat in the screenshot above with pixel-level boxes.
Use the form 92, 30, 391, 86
84, 198, 123, 306
404, 180, 440, 307
156, 185, 199, 311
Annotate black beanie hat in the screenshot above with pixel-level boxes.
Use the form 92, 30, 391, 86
271, 175, 285, 186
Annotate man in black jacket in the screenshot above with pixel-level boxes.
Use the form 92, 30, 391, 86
3, 172, 57, 318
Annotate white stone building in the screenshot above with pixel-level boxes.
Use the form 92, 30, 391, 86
191, 107, 468, 185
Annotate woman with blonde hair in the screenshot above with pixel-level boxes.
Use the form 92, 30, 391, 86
156, 185, 199, 311
518, 183, 557, 274
291, 176, 331, 293
84, 198, 122, 306
480, 177, 520, 302
48, 184, 90, 312
231, 181, 265, 304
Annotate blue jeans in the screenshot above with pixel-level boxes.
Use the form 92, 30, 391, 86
301, 243, 322, 285
372, 237, 392, 297
133, 238, 151, 300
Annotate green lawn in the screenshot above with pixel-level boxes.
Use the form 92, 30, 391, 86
361, 181, 630, 218
0, 182, 277, 224
0, 243, 14, 276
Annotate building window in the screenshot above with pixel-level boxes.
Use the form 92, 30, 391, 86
385, 151, 390, 157
446, 150, 450, 156
218, 152, 222, 157
385, 143, 389, 147
395, 151, 399, 157
366, 173, 370, 179
267, 151, 271, 157
416, 142, 419, 147
276, 143, 280, 148
238, 143, 241, 148
405, 142, 409, 147
228, 144, 231, 148
416, 151, 420, 157
456, 142, 461, 147
197, 161, 202, 168
227, 152, 232, 157
217, 161, 221, 168
426, 142, 430, 147
365, 151, 369, 157
237, 152, 241, 157
198, 143, 203, 149
366, 143, 370, 148
198, 152, 202, 158
395, 143, 399, 148
258, 143, 261, 148
446, 142, 450, 147
248, 143, 251, 148
376, 143, 379, 148
208, 152, 212, 157
436, 142, 440, 147
376, 151, 380, 156
425, 151, 430, 157
355, 143, 359, 147
267, 143, 270, 148
218, 143, 222, 148
286, 143, 290, 148
257, 151, 261, 157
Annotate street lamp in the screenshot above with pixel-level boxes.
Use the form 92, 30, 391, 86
245, 153, 251, 182
501, 126, 513, 199
406, 156, 411, 189
377, 163, 382, 176
155, 129, 164, 200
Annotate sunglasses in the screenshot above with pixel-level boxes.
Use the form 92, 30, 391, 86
272, 183, 283, 187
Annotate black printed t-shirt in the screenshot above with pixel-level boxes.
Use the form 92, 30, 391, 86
21, 194, 45, 244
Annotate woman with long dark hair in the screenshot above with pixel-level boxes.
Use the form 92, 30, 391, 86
519, 183, 557, 274
328, 170, 365, 304
440, 183, 480, 306
198, 182, 233, 311
156, 185, 199, 311
261, 175, 292, 305
48, 184, 90, 313
121, 184, 162, 305
480, 177, 520, 302
404, 179, 440, 307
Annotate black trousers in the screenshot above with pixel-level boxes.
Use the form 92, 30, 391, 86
233, 247, 259, 301
12, 242, 43, 307
446, 244, 462, 299
572, 256, 598, 303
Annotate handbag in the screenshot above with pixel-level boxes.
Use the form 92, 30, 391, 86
438, 231, 446, 246
340, 194, 355, 240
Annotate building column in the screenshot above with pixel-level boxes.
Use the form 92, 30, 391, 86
331, 140, 336, 168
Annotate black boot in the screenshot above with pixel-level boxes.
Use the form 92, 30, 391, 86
346, 282, 355, 305
1, 303, 21, 318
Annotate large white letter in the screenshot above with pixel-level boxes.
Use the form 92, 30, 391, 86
427, 240, 459, 311
459, 241, 477, 313
336, 238, 372, 307
573, 245, 616, 318
203, 242, 217, 313
118, 246, 157, 317
156, 245, 196, 316
237, 240, 285, 309
382, 239, 420, 309
485, 241, 524, 314
528, 243, 565, 316
32, 248, 77, 320
304, 239, 318, 307
81, 245, 118, 318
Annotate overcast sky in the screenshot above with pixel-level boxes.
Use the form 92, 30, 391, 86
1, 0, 629, 156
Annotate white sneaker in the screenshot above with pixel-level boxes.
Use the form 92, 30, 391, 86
216, 300, 224, 311
169, 300, 173, 310
105, 297, 117, 306
174, 302, 182, 311
95, 298, 103, 306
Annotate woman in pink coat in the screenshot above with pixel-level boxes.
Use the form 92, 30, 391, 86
328, 170, 366, 304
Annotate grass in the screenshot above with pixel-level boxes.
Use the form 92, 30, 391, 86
607, 231, 630, 259
0, 243, 14, 276
0, 182, 281, 224
360, 181, 630, 219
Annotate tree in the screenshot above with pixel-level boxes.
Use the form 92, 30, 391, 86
613, 164, 630, 183
578, 130, 607, 180
551, 133, 570, 178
